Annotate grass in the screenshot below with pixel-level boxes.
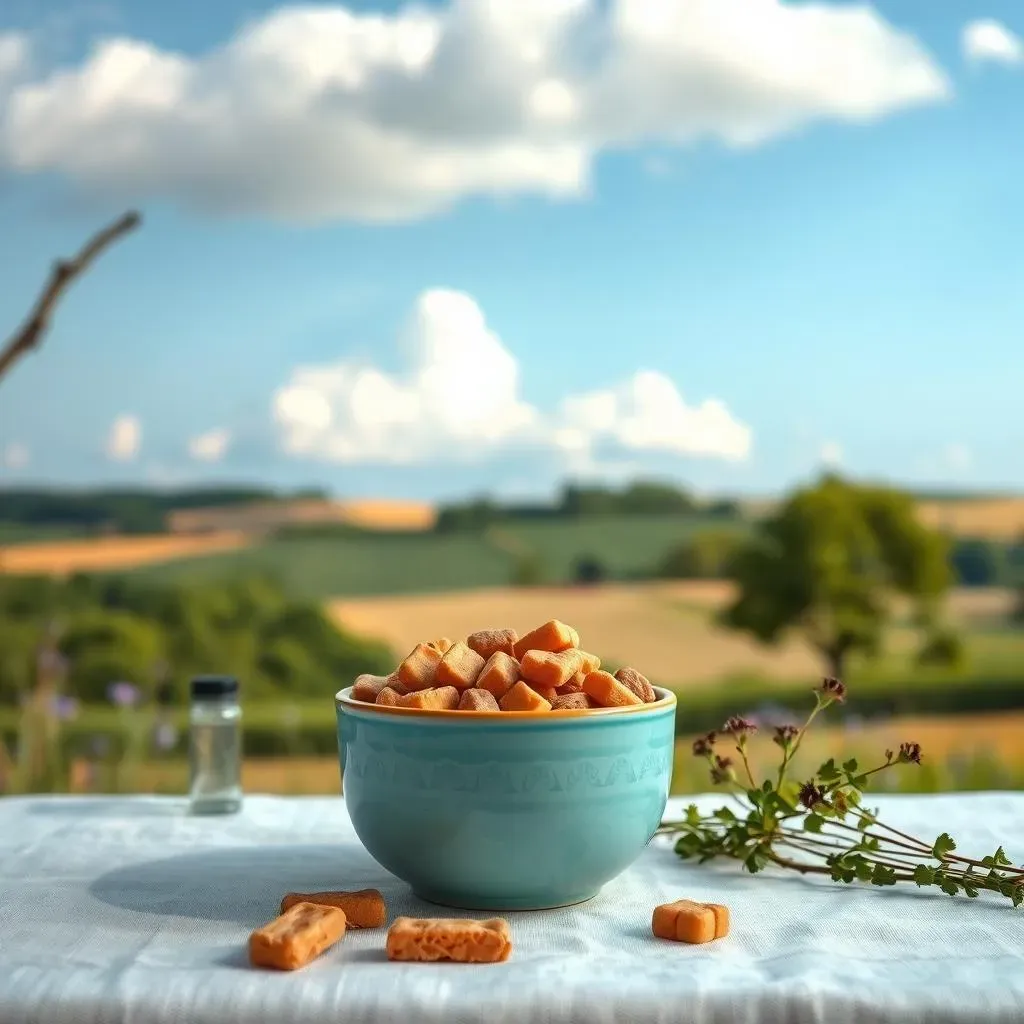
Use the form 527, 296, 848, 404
122, 532, 514, 598
0, 522, 86, 544
115, 514, 744, 598
68, 710, 1024, 796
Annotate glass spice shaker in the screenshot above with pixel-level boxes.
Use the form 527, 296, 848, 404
188, 675, 242, 815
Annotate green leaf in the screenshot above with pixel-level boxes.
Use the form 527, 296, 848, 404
842, 758, 859, 774
913, 865, 935, 887
871, 863, 898, 886
1013, 890, 1022, 909
964, 885, 979, 898
685, 804, 701, 826
818, 758, 840, 782
994, 846, 1012, 867
855, 860, 874, 882
932, 833, 957, 859
940, 879, 959, 897
763, 780, 773, 794
803, 813, 825, 834
852, 774, 869, 789
713, 806, 737, 823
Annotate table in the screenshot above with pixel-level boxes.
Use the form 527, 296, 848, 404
2, 792, 1023, 1024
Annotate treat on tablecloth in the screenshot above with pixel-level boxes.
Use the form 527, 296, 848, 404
249, 901, 347, 970
280, 888, 387, 929
652, 900, 730, 944
386, 916, 512, 963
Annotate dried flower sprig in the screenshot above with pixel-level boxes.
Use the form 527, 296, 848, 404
660, 678, 1024, 907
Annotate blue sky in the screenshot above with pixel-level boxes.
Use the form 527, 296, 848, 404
0, 0, 1021, 501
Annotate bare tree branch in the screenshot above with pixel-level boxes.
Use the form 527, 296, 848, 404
0, 211, 142, 386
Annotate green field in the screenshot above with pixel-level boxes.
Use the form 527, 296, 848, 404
122, 514, 742, 598
0, 522, 87, 544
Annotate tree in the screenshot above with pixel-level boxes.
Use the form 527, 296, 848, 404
658, 528, 744, 579
720, 475, 953, 679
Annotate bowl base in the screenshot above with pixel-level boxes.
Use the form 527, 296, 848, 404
412, 886, 601, 913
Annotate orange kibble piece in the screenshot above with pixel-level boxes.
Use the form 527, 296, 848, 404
458, 688, 501, 712
466, 628, 519, 660
397, 643, 443, 691
427, 637, 454, 654
435, 641, 486, 690
578, 651, 601, 675
558, 675, 584, 694
476, 652, 521, 699
351, 674, 391, 703
512, 620, 579, 660
499, 680, 552, 713
376, 686, 404, 707
520, 649, 583, 689
705, 903, 730, 938
551, 692, 593, 711
526, 683, 559, 703
398, 686, 460, 711
249, 902, 347, 970
582, 670, 643, 708
386, 917, 512, 963
281, 889, 387, 929
651, 900, 725, 944
615, 666, 656, 703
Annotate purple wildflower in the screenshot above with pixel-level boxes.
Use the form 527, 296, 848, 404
50, 695, 79, 721
818, 677, 847, 704
107, 681, 139, 708
898, 742, 923, 765
153, 722, 178, 752
722, 716, 758, 739
799, 781, 825, 809
692, 732, 717, 758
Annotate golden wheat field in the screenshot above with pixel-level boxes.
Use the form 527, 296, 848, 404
330, 583, 1015, 689
331, 582, 825, 687
0, 531, 251, 574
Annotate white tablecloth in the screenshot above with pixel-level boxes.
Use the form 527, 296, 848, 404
2, 792, 1023, 1024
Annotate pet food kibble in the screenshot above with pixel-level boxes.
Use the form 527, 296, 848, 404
476, 651, 520, 699
578, 651, 601, 675
551, 691, 592, 711
558, 676, 584, 694
249, 902, 347, 970
615, 666, 656, 703
651, 900, 725, 944
582, 670, 643, 708
427, 637, 454, 653
466, 628, 519, 660
704, 903, 730, 939
398, 686, 460, 711
398, 643, 443, 691
436, 641, 486, 690
526, 683, 559, 703
351, 674, 391, 703
499, 680, 552, 713
376, 686, 404, 707
280, 889, 387, 929
520, 649, 583, 689
458, 688, 501, 711
513, 620, 579, 660
386, 917, 512, 963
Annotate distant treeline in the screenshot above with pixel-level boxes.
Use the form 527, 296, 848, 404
0, 487, 328, 535
435, 481, 741, 532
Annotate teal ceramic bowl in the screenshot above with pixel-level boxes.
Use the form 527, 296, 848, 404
335, 685, 676, 911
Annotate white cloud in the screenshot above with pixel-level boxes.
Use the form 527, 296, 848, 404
819, 440, 843, 467
105, 414, 141, 461
273, 288, 751, 467
963, 19, 1023, 66
188, 427, 231, 462
2, 441, 30, 469
0, 1, 950, 223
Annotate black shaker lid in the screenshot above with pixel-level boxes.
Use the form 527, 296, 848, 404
190, 675, 239, 700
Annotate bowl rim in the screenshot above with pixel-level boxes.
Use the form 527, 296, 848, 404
335, 684, 676, 722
